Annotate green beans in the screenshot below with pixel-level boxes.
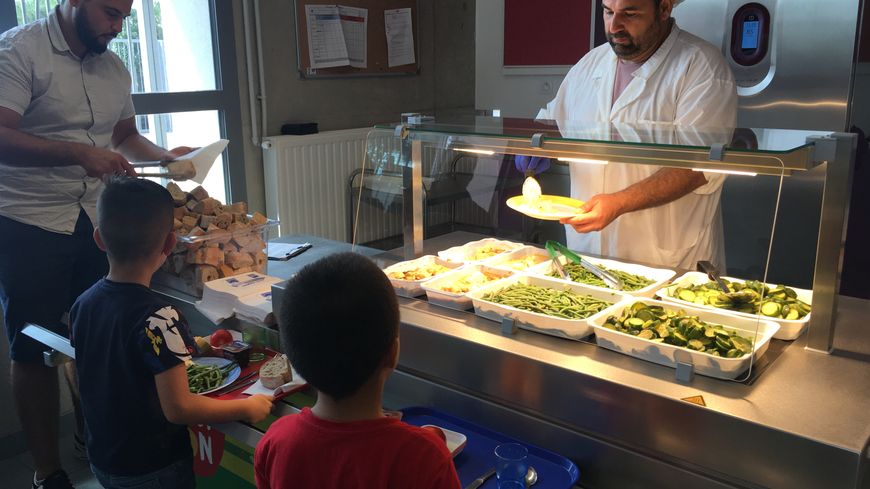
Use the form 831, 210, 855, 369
549, 262, 654, 291
482, 283, 612, 319
186, 361, 236, 394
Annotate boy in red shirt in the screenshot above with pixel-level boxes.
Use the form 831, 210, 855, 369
254, 252, 461, 489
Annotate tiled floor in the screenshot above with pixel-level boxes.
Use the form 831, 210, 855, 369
0, 432, 101, 488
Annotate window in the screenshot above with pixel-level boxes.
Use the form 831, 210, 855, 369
2, 1, 245, 204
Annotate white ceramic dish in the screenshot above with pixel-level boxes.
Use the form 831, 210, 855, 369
383, 256, 462, 298
189, 357, 241, 395
422, 424, 467, 458
436, 238, 524, 264
481, 246, 552, 272
467, 274, 628, 340
421, 265, 514, 311
589, 298, 780, 380
656, 271, 811, 340
527, 255, 676, 298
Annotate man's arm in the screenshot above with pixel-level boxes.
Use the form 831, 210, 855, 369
562, 168, 707, 233
111, 117, 194, 162
0, 106, 135, 176
154, 363, 273, 425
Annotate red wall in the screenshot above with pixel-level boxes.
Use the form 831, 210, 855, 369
503, 0, 593, 66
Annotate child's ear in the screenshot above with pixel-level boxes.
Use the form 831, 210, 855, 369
93, 228, 108, 252
384, 337, 400, 370
161, 231, 177, 257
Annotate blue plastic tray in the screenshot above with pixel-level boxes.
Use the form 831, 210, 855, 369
401, 407, 580, 489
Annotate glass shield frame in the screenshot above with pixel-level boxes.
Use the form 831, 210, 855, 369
351, 116, 829, 384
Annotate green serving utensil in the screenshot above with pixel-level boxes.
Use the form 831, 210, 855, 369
545, 241, 624, 291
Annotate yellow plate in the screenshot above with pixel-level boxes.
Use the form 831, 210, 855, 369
506, 195, 585, 221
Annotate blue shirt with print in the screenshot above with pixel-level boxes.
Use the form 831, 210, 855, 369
70, 278, 197, 476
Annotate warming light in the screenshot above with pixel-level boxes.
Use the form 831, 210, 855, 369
692, 168, 758, 177
455, 148, 496, 156
557, 157, 609, 165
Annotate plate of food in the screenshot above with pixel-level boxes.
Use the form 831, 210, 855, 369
187, 357, 241, 395
506, 195, 585, 221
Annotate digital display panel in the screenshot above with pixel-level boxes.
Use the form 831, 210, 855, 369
742, 20, 760, 50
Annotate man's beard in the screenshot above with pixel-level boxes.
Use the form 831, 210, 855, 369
606, 20, 668, 60
74, 8, 113, 54
607, 32, 640, 58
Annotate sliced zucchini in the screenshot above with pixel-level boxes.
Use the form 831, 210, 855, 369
760, 301, 781, 317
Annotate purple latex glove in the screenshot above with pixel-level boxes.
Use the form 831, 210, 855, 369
514, 155, 551, 176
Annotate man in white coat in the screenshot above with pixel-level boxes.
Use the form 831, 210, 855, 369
537, 0, 737, 269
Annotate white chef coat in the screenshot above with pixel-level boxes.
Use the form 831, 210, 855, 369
538, 23, 737, 269
0, 7, 135, 235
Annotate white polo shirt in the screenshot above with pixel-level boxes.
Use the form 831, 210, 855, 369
0, 7, 135, 234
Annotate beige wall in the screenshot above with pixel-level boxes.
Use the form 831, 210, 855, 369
233, 0, 476, 213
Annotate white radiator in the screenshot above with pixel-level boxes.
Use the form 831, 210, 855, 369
263, 128, 500, 245
263, 128, 410, 242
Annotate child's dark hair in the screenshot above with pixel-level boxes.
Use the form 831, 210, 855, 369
278, 252, 399, 401
97, 176, 174, 263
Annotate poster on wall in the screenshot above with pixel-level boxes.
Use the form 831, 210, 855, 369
503, 0, 592, 67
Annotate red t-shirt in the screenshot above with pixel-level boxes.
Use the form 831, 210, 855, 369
254, 408, 461, 489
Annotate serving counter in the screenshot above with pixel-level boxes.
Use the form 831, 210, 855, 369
157, 232, 869, 489
162, 116, 868, 488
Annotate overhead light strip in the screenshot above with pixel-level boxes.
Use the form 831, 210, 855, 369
692, 168, 758, 177
557, 157, 609, 165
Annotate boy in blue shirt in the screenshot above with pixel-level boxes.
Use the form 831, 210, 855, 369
70, 177, 272, 488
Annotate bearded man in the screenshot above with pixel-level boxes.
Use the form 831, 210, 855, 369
0, 2, 193, 487
536, 0, 738, 269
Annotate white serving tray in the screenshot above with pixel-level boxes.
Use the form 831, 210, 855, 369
421, 265, 514, 311
480, 246, 552, 272
527, 255, 676, 298
383, 255, 462, 298
436, 238, 524, 264
589, 298, 780, 380
467, 274, 628, 340
656, 271, 811, 340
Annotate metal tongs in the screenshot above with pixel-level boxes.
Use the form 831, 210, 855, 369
697, 260, 730, 293
129, 140, 230, 184
545, 240, 624, 290
130, 159, 196, 181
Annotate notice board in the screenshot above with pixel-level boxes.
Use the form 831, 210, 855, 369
504, 0, 592, 66
294, 0, 420, 78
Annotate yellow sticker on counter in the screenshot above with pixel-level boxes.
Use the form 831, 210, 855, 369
681, 395, 706, 407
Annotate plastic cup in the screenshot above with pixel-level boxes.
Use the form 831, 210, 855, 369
495, 442, 528, 488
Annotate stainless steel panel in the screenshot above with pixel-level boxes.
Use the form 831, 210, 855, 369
807, 133, 859, 351
391, 292, 870, 489
385, 372, 742, 489
402, 137, 425, 258
673, 0, 861, 131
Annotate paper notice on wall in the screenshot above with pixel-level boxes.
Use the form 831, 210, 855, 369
338, 6, 368, 68
384, 8, 415, 67
305, 5, 349, 68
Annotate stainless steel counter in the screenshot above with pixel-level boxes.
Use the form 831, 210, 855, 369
166, 233, 870, 489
